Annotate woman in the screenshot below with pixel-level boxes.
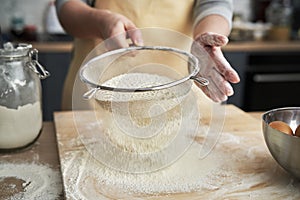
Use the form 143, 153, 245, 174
55, 0, 240, 110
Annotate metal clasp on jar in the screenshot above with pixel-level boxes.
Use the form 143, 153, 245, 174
27, 49, 50, 79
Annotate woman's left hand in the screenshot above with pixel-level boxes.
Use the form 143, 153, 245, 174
192, 32, 240, 102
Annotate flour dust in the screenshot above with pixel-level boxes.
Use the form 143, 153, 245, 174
0, 162, 62, 200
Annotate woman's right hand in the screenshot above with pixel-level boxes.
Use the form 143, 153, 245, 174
94, 10, 144, 49
57, 1, 143, 49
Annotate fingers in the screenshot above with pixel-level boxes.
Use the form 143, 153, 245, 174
105, 30, 128, 50
103, 14, 143, 50
196, 82, 228, 103
210, 68, 234, 96
196, 69, 233, 102
210, 47, 240, 83
196, 32, 228, 47
196, 32, 240, 84
126, 26, 144, 46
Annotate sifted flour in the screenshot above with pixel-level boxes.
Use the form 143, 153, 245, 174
0, 102, 42, 149
0, 162, 62, 200
79, 72, 200, 173
94, 72, 190, 116
62, 128, 223, 199
61, 131, 300, 199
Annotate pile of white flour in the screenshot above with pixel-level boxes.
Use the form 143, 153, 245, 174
62, 131, 300, 199
0, 162, 62, 200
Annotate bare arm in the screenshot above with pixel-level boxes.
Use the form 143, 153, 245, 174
57, 0, 103, 39
57, 0, 142, 46
193, 14, 231, 38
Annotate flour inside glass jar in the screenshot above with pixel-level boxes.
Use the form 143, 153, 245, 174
0, 102, 42, 149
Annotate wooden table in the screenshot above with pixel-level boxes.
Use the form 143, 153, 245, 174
54, 105, 300, 199
0, 106, 298, 199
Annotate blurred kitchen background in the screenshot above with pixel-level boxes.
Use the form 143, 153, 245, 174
0, 0, 300, 120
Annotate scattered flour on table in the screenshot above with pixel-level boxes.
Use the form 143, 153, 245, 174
61, 127, 226, 199
61, 132, 300, 199
0, 162, 62, 200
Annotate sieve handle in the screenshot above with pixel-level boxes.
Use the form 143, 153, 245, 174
83, 88, 98, 100
191, 76, 209, 86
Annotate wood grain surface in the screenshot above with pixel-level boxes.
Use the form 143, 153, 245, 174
54, 103, 300, 199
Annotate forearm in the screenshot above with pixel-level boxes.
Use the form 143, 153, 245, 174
193, 14, 231, 39
193, 0, 233, 38
57, 0, 106, 39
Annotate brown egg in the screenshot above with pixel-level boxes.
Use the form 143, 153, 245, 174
269, 121, 293, 135
295, 124, 300, 137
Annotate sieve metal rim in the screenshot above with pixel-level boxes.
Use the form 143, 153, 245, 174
79, 46, 208, 95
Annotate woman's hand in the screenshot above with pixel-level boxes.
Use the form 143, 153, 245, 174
192, 32, 240, 102
96, 10, 143, 49
57, 1, 143, 49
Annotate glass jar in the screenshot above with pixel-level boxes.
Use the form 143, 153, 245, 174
0, 42, 49, 151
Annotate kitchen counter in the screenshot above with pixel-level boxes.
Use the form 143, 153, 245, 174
31, 41, 73, 53
29, 40, 300, 53
0, 106, 298, 199
53, 104, 300, 199
224, 40, 300, 52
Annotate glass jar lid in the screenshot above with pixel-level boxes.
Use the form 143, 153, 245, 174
0, 42, 32, 59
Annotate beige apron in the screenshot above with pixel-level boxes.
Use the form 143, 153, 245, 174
62, 0, 194, 110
